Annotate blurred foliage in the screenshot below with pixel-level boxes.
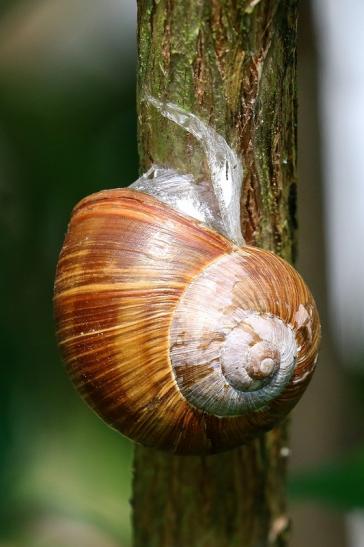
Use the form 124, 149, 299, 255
290, 445, 364, 509
0, 26, 137, 543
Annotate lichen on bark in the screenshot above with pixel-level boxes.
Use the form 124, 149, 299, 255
133, 1, 298, 546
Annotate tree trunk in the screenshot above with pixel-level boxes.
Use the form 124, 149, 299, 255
133, 1, 298, 546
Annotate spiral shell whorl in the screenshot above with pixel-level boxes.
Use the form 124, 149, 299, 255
220, 314, 296, 394
170, 250, 312, 417
222, 329, 282, 392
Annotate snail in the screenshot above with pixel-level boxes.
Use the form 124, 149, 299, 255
54, 97, 320, 454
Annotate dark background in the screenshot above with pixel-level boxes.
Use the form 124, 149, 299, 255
0, 2, 362, 546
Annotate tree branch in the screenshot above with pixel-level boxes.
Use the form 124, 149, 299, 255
133, 1, 298, 545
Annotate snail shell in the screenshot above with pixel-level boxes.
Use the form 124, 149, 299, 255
54, 188, 320, 454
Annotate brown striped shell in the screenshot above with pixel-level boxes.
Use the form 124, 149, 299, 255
54, 189, 320, 454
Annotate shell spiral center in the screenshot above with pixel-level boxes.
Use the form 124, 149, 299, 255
221, 330, 281, 392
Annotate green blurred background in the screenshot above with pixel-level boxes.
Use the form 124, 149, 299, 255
0, 2, 137, 545
0, 2, 363, 546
